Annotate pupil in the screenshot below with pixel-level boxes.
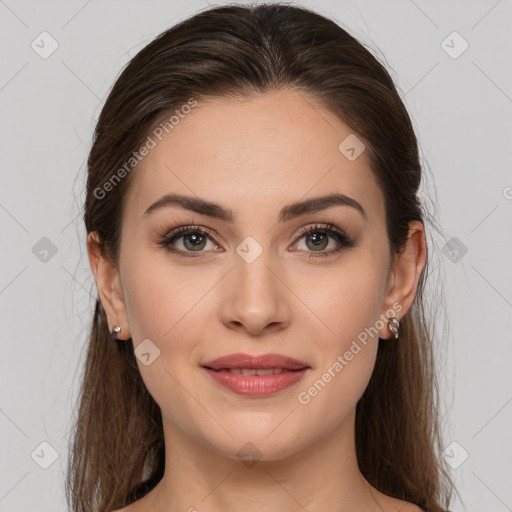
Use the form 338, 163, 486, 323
309, 232, 327, 250
185, 233, 205, 250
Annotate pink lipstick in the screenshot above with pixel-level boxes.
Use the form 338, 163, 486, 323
201, 353, 310, 397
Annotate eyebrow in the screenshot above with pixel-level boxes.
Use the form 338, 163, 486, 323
143, 192, 367, 222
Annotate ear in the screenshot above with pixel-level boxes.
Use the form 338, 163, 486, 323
379, 220, 427, 339
87, 231, 131, 340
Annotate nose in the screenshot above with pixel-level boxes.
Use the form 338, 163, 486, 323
219, 251, 290, 336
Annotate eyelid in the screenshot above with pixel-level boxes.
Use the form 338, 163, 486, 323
292, 222, 346, 240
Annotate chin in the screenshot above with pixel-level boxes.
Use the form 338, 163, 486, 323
206, 430, 306, 465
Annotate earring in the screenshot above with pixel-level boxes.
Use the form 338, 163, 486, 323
387, 317, 400, 340
111, 326, 121, 340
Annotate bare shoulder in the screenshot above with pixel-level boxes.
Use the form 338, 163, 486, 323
399, 504, 425, 512
112, 504, 138, 512
388, 498, 425, 511
111, 483, 159, 512
375, 491, 425, 512
115, 498, 425, 512
111, 494, 152, 512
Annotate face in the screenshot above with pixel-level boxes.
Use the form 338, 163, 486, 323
91, 88, 414, 462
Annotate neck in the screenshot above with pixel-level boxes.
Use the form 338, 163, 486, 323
143, 408, 382, 512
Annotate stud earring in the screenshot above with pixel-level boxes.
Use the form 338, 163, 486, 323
387, 317, 400, 340
111, 326, 121, 340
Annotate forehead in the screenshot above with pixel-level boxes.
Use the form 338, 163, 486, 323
123, 88, 384, 225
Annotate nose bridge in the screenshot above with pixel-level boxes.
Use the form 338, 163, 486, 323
221, 237, 287, 332
235, 240, 279, 302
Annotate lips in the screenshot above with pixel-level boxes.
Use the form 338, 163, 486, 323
201, 353, 310, 396
201, 352, 310, 371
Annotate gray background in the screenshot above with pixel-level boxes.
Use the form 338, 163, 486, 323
1, 0, 511, 511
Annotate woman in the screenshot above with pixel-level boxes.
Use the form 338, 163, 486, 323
67, 3, 455, 511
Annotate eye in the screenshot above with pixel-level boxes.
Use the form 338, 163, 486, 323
291, 223, 356, 258
157, 225, 221, 257
156, 222, 356, 258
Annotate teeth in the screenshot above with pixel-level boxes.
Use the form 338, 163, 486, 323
226, 368, 288, 375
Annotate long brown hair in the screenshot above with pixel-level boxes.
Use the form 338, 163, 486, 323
66, 3, 456, 511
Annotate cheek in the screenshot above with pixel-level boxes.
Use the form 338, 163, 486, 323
294, 279, 380, 434
291, 261, 382, 403
296, 259, 384, 346
120, 259, 215, 432
122, 251, 216, 343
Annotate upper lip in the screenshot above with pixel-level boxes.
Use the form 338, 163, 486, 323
202, 353, 310, 371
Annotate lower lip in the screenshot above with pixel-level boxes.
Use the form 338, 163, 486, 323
202, 368, 309, 396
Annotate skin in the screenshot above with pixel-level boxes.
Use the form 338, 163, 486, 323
87, 88, 427, 512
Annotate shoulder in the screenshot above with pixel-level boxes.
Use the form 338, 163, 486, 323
389, 500, 424, 511
112, 497, 148, 512
112, 505, 136, 512
377, 493, 425, 512
111, 484, 158, 512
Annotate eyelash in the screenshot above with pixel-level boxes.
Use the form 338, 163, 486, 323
156, 222, 356, 259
